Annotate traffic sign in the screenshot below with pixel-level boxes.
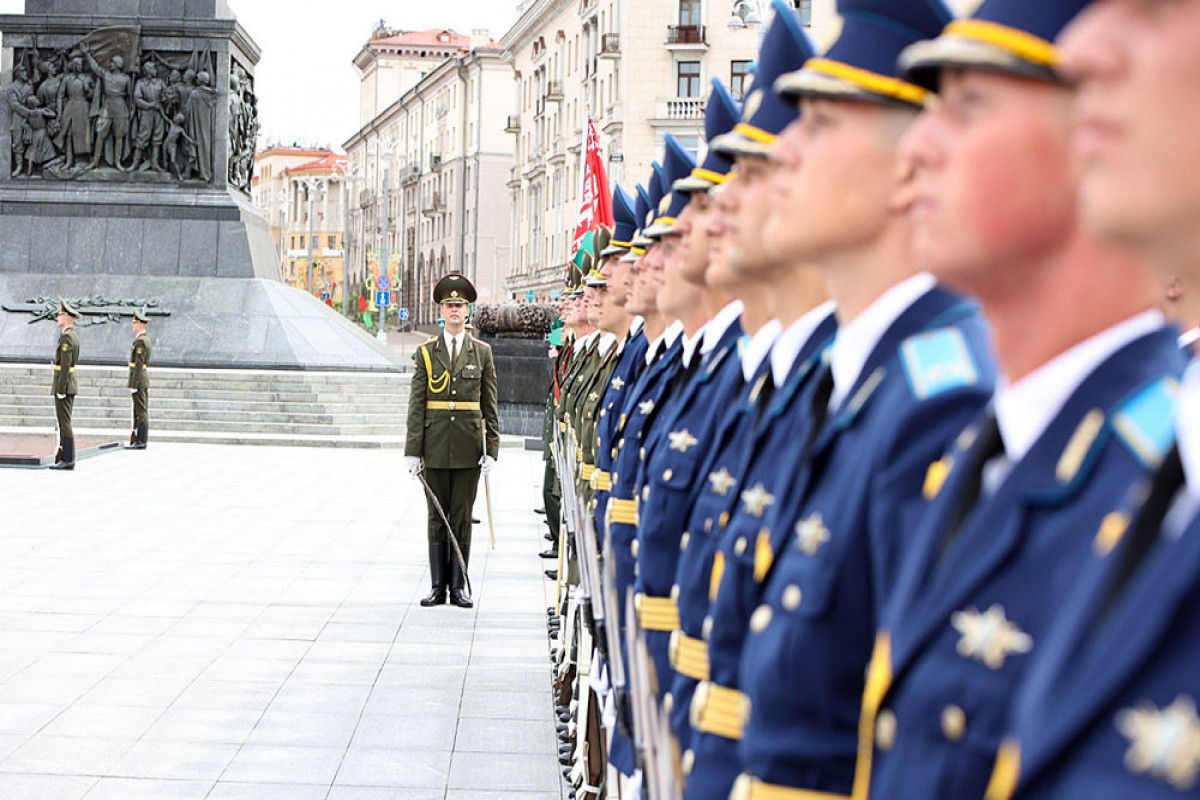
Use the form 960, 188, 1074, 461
376, 275, 391, 290
321, 293, 330, 302
399, 308, 410, 321
526, 290, 535, 302
375, 291, 391, 307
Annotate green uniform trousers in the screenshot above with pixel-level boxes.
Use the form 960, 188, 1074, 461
55, 394, 74, 439
423, 466, 480, 546
132, 389, 148, 427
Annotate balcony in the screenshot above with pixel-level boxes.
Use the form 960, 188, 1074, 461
422, 192, 445, 216
545, 80, 564, 102
656, 96, 706, 120
430, 154, 443, 171
667, 24, 707, 46
400, 164, 421, 184
505, 114, 521, 133
358, 188, 374, 208
601, 33, 620, 57
548, 137, 566, 166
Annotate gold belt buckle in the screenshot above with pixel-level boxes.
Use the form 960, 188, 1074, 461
448, 401, 457, 411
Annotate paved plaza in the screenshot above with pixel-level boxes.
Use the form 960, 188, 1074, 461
0, 442, 561, 799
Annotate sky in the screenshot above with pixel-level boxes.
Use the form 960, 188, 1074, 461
0, 0, 519, 151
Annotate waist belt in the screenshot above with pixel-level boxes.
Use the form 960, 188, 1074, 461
591, 469, 612, 492
730, 775, 850, 800
53, 365, 75, 371
636, 594, 680, 631
670, 631, 710, 681
580, 463, 596, 481
691, 681, 750, 741
608, 497, 639, 525
426, 401, 480, 411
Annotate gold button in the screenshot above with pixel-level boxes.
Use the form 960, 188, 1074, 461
670, 584, 680, 602
876, 709, 897, 751
702, 615, 713, 640
612, 448, 618, 459
640, 447, 645, 460
682, 748, 695, 776
664, 692, 674, 715
452, 390, 457, 395
642, 486, 650, 502
782, 584, 802, 611
750, 604, 772, 633
632, 540, 640, 557
705, 518, 713, 533
680, 532, 691, 551
664, 468, 674, 481
941, 705, 966, 742
734, 537, 748, 556
719, 511, 730, 528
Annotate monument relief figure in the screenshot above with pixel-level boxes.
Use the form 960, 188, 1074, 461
16, 95, 57, 177
81, 42, 133, 171
130, 61, 166, 172
183, 69, 216, 182
8, 63, 34, 173
55, 57, 94, 169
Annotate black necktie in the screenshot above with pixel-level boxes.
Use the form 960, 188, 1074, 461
1096, 445, 1184, 626
799, 365, 835, 463
937, 414, 1004, 567
451, 336, 459, 370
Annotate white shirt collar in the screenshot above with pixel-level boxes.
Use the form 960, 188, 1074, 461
646, 320, 686, 366
829, 272, 937, 409
702, 300, 745, 355
742, 319, 783, 383
994, 309, 1166, 463
1179, 327, 1199, 352
573, 330, 599, 354
443, 329, 466, 353
598, 332, 618, 357
771, 301, 836, 389
630, 316, 645, 337
1173, 362, 1200, 527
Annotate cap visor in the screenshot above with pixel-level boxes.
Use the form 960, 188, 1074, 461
898, 36, 1061, 90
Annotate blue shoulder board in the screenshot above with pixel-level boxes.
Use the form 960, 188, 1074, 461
1112, 376, 1179, 469
899, 327, 980, 400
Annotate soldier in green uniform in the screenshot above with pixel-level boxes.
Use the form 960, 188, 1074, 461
126, 310, 151, 450
406, 273, 500, 609
50, 300, 80, 471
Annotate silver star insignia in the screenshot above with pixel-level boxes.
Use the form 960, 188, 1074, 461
708, 468, 736, 497
795, 514, 830, 556
638, 399, 655, 415
951, 605, 1033, 670
588, 391, 599, 402
740, 483, 775, 518
1117, 695, 1200, 790
668, 429, 699, 453
612, 377, 625, 391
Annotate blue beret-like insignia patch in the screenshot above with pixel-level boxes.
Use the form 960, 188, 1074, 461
900, 327, 980, 399
1112, 376, 1179, 469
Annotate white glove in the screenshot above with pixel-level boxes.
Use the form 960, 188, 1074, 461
55, 393, 66, 400
129, 388, 137, 393
405, 456, 422, 476
479, 455, 496, 476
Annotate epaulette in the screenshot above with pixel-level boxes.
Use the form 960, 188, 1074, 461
899, 326, 980, 400
1112, 375, 1179, 469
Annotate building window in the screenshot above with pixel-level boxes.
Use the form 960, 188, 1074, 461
677, 61, 701, 98
792, 0, 812, 25
731, 60, 753, 100
679, 0, 701, 26
328, 235, 338, 249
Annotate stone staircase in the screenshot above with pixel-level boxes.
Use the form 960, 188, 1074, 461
0, 363, 413, 448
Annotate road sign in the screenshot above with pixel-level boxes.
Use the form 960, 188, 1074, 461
526, 290, 535, 302
321, 293, 330, 302
376, 275, 391, 290
375, 291, 391, 307
399, 308, 410, 321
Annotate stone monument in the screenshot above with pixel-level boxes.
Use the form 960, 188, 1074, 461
0, 0, 400, 370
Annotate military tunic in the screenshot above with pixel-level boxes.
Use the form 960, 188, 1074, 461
406, 333, 500, 545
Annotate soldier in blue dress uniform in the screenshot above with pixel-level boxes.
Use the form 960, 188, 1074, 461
967, 2, 1200, 798
727, 1, 1002, 796
843, 2, 1189, 797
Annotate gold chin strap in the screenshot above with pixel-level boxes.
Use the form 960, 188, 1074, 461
421, 346, 450, 394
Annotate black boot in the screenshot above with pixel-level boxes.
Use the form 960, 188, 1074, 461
50, 437, 75, 471
449, 542, 473, 608
125, 423, 148, 450
420, 543, 448, 606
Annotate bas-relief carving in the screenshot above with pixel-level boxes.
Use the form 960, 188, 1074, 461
6, 25, 225, 185
2, 296, 172, 326
227, 56, 256, 193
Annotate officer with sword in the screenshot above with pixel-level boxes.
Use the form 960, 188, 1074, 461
406, 273, 500, 609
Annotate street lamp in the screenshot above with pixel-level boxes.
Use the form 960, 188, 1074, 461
729, 0, 765, 28
298, 175, 330, 296
333, 160, 361, 319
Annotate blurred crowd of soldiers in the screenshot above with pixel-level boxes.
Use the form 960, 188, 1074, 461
536, 1, 1200, 799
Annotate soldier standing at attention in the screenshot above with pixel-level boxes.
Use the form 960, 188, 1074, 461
126, 310, 151, 450
50, 301, 80, 471
406, 274, 500, 609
